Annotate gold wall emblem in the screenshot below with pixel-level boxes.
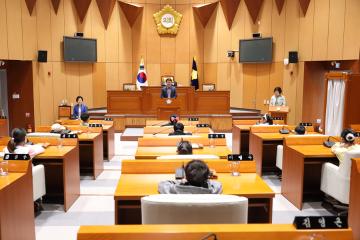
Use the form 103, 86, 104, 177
153, 5, 182, 35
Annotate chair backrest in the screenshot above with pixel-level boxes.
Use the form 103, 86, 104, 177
141, 194, 248, 224
156, 154, 220, 160
340, 150, 360, 178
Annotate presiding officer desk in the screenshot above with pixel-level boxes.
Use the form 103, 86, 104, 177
107, 87, 232, 132
0, 160, 35, 240
77, 224, 353, 240
0, 136, 80, 211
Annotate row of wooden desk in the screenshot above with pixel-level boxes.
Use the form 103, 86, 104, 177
114, 160, 274, 224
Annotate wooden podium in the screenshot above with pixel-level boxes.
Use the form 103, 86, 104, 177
58, 105, 72, 119
157, 98, 180, 120
268, 106, 289, 124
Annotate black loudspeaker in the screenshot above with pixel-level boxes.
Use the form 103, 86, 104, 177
289, 51, 298, 63
38, 50, 47, 62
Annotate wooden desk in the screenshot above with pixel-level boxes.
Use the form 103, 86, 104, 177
114, 173, 274, 224
282, 145, 337, 209
249, 132, 287, 175
138, 137, 226, 147
107, 87, 230, 115
232, 125, 252, 154
143, 126, 212, 134
350, 158, 360, 240
121, 159, 256, 174
77, 224, 353, 240
32, 146, 80, 211
102, 124, 115, 160
135, 146, 231, 159
0, 160, 35, 240
78, 132, 104, 178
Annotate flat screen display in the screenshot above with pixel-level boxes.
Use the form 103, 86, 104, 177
63, 36, 97, 62
239, 37, 273, 63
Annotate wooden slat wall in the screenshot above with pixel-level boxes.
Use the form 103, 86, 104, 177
0, 0, 359, 126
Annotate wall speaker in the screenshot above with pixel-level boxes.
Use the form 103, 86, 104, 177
289, 51, 298, 63
38, 50, 47, 63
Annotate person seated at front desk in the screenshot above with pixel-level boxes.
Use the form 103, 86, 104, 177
257, 114, 274, 125
270, 87, 286, 106
80, 112, 90, 126
161, 78, 177, 99
3, 128, 45, 158
177, 140, 193, 155
73, 96, 88, 119
169, 123, 192, 136
161, 114, 179, 127
158, 160, 222, 194
332, 128, 360, 163
294, 125, 306, 135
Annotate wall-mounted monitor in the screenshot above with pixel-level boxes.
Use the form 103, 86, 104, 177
63, 36, 97, 63
239, 37, 273, 63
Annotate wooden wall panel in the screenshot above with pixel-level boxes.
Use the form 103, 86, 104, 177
106, 62, 119, 90
269, 62, 283, 96
271, 0, 285, 62
146, 4, 161, 64
175, 4, 190, 64
6, 0, 24, 60
230, 63, 243, 108
65, 63, 80, 105
91, 0, 106, 62
21, 0, 37, 61
50, 0, 65, 62
38, 62, 55, 125
203, 63, 217, 84
105, 1, 119, 63
312, 0, 330, 60
0, 0, 9, 59
217, 63, 231, 90
64, 0, 78, 41
216, 5, 231, 63
52, 62, 67, 118
79, 64, 94, 108
342, 0, 360, 60
242, 64, 257, 109
92, 63, 107, 107
175, 63, 190, 86
255, 64, 270, 113
284, 0, 300, 55
189, 3, 204, 64
298, 0, 314, 61
327, 0, 345, 60
203, 5, 218, 63
147, 64, 161, 86
118, 2, 133, 63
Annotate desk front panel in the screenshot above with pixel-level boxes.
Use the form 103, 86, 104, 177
114, 173, 274, 224
107, 87, 230, 115
135, 146, 231, 159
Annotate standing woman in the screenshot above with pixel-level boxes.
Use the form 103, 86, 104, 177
270, 87, 286, 106
73, 96, 88, 119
